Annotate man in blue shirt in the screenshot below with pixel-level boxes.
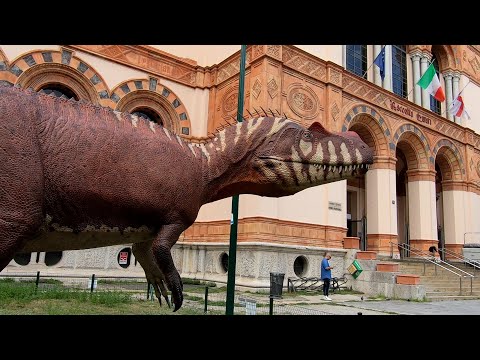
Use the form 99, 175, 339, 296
321, 252, 334, 301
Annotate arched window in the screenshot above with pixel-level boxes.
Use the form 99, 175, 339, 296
346, 45, 367, 78
39, 83, 79, 100
429, 54, 442, 115
132, 106, 164, 126
392, 45, 407, 98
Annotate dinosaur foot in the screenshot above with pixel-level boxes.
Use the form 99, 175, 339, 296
150, 278, 171, 308
165, 269, 183, 312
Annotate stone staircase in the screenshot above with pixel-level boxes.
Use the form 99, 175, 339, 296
395, 259, 480, 301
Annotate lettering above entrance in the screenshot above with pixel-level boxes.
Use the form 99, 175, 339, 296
389, 100, 434, 128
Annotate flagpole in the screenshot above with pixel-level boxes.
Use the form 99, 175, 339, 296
442, 79, 471, 115
405, 58, 438, 101
361, 45, 385, 80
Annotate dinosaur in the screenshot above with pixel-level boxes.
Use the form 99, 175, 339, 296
0, 84, 373, 311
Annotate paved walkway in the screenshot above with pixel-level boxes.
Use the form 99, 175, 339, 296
236, 292, 480, 315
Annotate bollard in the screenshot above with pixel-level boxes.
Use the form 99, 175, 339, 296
35, 271, 40, 293
147, 282, 151, 300
204, 286, 209, 314
269, 296, 274, 315
90, 274, 95, 293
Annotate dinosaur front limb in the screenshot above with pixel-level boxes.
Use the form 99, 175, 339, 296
132, 241, 171, 307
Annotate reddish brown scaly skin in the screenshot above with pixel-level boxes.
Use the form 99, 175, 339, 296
0, 84, 373, 311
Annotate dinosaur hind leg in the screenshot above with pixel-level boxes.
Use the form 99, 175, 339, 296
132, 241, 171, 308
0, 108, 44, 271
0, 219, 42, 271
151, 224, 185, 312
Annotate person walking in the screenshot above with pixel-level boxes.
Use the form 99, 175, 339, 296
321, 252, 334, 301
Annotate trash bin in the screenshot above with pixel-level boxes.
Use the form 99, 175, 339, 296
270, 272, 285, 299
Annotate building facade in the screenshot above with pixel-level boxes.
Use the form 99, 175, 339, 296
2, 45, 480, 288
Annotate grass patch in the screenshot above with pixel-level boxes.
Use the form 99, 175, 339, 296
0, 298, 209, 315
0, 280, 214, 315
0, 281, 131, 307
184, 294, 204, 302
97, 279, 145, 285
184, 286, 226, 294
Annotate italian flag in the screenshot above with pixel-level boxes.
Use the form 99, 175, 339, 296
417, 63, 445, 102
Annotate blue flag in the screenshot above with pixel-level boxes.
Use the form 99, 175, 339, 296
373, 46, 385, 81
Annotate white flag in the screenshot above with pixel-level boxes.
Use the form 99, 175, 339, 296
448, 95, 470, 119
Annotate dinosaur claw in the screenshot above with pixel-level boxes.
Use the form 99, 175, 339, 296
167, 272, 184, 312
165, 294, 171, 308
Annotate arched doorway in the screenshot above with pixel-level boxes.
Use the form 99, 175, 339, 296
395, 126, 437, 256
396, 148, 409, 255
344, 106, 393, 253
348, 119, 376, 250
434, 142, 465, 258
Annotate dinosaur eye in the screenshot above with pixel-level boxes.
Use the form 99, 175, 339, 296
303, 131, 312, 140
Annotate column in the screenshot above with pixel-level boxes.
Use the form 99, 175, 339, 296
420, 54, 431, 109
406, 169, 438, 253
443, 72, 454, 121
452, 72, 460, 124
365, 166, 398, 255
441, 181, 467, 258
411, 52, 422, 106
373, 45, 382, 86
383, 45, 392, 91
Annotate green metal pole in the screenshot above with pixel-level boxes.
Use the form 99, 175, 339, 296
226, 44, 247, 315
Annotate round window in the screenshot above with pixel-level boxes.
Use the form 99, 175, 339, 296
220, 252, 229, 273
13, 253, 31, 266
45, 251, 63, 266
293, 256, 308, 277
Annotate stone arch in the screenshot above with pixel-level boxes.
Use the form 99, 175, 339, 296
112, 78, 191, 136
393, 124, 432, 170
7, 49, 109, 104
0, 47, 16, 85
342, 104, 393, 157
0, 47, 6, 63
430, 45, 457, 71
432, 139, 464, 181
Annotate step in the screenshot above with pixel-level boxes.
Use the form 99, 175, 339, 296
426, 295, 480, 301
425, 288, 480, 293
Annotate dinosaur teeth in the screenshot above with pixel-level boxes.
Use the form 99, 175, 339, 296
353, 165, 356, 170
323, 165, 326, 170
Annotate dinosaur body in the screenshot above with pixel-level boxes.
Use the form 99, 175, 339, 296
0, 84, 373, 311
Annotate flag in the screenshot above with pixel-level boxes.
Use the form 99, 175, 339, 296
448, 95, 471, 119
373, 46, 385, 81
417, 63, 445, 102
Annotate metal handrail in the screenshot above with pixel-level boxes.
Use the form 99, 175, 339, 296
439, 247, 480, 273
394, 242, 474, 277
390, 242, 474, 295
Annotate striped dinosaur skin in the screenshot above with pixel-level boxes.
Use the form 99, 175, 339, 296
0, 85, 373, 311
203, 117, 373, 203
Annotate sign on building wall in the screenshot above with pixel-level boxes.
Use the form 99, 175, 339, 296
328, 202, 342, 211
117, 247, 132, 268
119, 252, 129, 265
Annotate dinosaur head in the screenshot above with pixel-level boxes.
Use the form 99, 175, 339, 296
251, 117, 374, 194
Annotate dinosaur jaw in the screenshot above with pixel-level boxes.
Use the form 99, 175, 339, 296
256, 158, 371, 187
